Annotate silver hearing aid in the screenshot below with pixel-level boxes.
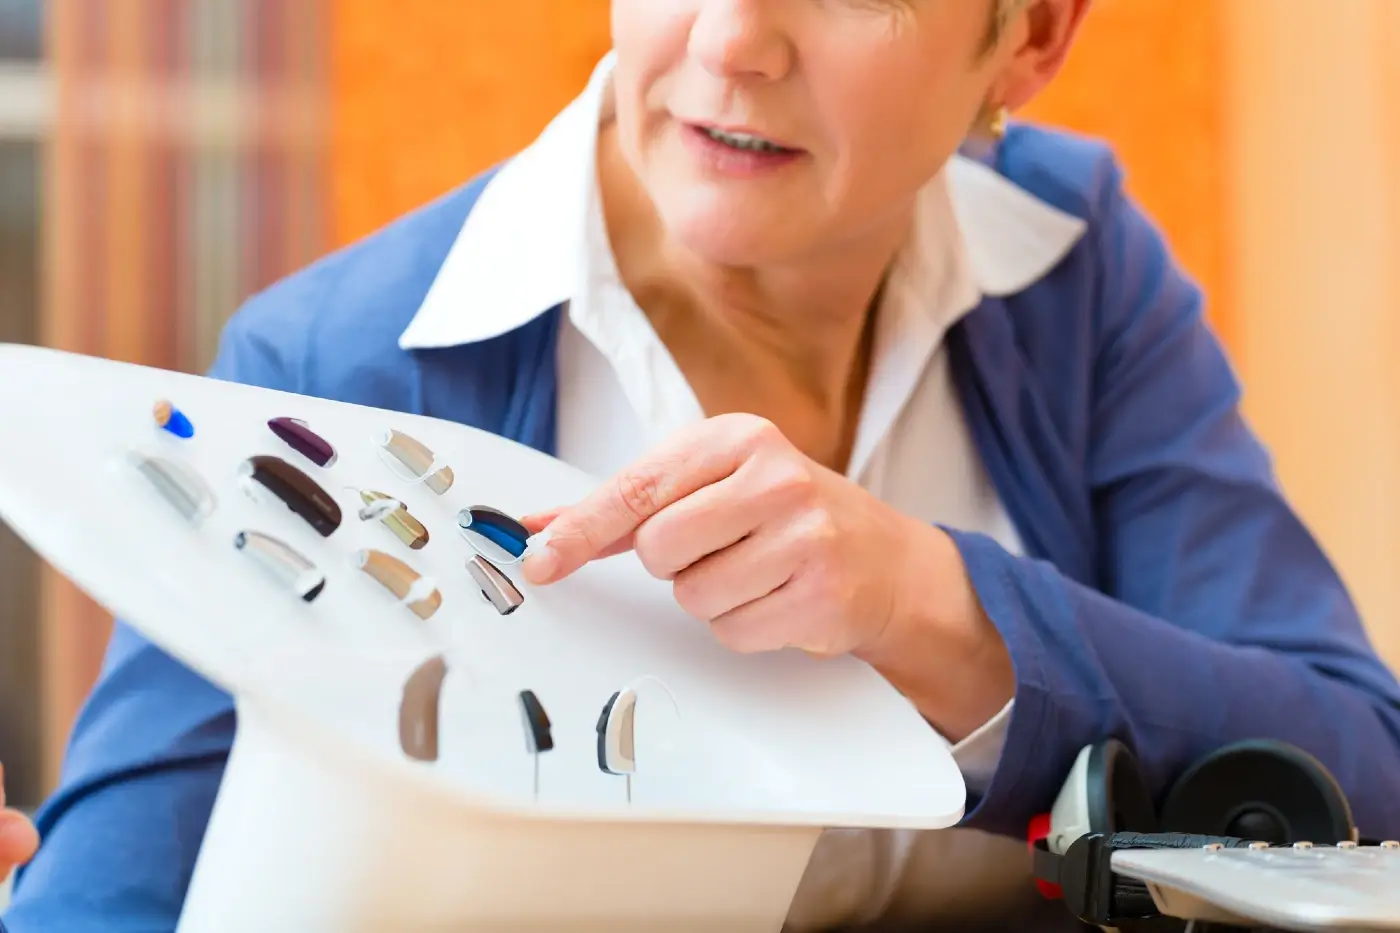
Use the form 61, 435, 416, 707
233, 530, 325, 602
127, 450, 217, 525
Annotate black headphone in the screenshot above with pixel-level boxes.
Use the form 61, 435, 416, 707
1029, 738, 1359, 926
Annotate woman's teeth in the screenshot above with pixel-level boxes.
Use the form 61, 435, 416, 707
703, 127, 788, 153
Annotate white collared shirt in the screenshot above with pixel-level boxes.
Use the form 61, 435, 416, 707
400, 53, 1086, 932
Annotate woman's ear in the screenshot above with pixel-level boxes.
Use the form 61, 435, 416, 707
991, 0, 1093, 113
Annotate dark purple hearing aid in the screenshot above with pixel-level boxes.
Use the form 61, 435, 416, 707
267, 417, 337, 468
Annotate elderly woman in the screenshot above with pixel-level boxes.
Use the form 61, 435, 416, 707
6, 0, 1400, 930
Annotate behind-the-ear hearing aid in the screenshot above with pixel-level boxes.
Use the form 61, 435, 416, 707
353, 489, 429, 550
517, 689, 553, 800
595, 675, 681, 803
128, 451, 216, 524
234, 530, 325, 602
237, 455, 342, 537
353, 549, 442, 620
467, 554, 524, 615
398, 654, 447, 762
268, 417, 337, 468
376, 429, 454, 495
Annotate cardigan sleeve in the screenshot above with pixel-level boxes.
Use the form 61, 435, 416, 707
3, 295, 305, 933
955, 159, 1400, 840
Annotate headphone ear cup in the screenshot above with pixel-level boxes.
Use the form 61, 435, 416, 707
1045, 739, 1159, 854
1160, 739, 1356, 844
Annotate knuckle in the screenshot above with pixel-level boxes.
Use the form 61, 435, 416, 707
761, 455, 817, 504
672, 573, 715, 620
615, 469, 665, 521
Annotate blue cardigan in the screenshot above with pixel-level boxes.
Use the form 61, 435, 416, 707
9, 126, 1400, 931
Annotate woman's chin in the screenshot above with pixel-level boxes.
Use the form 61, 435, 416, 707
661, 206, 809, 269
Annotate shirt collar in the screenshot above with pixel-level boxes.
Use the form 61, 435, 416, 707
399, 52, 1087, 351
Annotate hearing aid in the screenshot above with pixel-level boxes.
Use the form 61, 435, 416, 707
128, 451, 216, 524
517, 689, 553, 800
356, 490, 429, 550
597, 690, 638, 777
595, 676, 680, 803
237, 455, 343, 537
456, 506, 531, 564
267, 417, 337, 468
376, 429, 454, 495
466, 554, 524, 615
398, 654, 447, 762
233, 530, 326, 602
152, 400, 195, 439
353, 549, 442, 620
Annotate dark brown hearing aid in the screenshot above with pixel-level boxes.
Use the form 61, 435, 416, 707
237, 455, 342, 537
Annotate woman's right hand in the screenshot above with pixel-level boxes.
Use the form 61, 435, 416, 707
0, 764, 38, 877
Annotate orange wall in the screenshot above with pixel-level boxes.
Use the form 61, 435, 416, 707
330, 0, 611, 246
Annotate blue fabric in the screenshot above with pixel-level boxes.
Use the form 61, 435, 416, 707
8, 126, 1400, 931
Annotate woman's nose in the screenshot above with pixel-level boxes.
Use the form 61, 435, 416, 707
687, 0, 794, 83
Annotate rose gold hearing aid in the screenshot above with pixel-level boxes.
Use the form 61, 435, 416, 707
399, 654, 447, 762
467, 554, 524, 615
353, 549, 442, 620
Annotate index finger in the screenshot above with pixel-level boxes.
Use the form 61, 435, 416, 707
521, 415, 766, 585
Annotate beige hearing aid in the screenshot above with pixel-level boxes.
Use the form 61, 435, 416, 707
354, 549, 442, 620
376, 429, 455, 495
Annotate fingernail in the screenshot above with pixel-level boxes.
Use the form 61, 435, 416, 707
524, 528, 554, 556
522, 546, 558, 585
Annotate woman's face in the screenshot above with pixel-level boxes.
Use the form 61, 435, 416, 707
608, 0, 1013, 268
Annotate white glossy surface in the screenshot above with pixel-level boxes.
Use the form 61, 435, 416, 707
0, 344, 967, 931
1114, 846, 1400, 931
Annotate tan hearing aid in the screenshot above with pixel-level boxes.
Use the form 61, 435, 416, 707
399, 654, 447, 762
376, 429, 454, 495
354, 549, 442, 620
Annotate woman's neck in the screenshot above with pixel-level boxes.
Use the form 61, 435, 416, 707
597, 124, 910, 471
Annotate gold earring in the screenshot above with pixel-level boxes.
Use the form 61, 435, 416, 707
987, 105, 1009, 139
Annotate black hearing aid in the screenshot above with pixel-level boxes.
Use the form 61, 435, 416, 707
518, 689, 553, 800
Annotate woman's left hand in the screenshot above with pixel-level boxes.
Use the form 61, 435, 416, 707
519, 414, 1014, 734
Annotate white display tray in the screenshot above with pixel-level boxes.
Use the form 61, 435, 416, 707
0, 343, 965, 932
